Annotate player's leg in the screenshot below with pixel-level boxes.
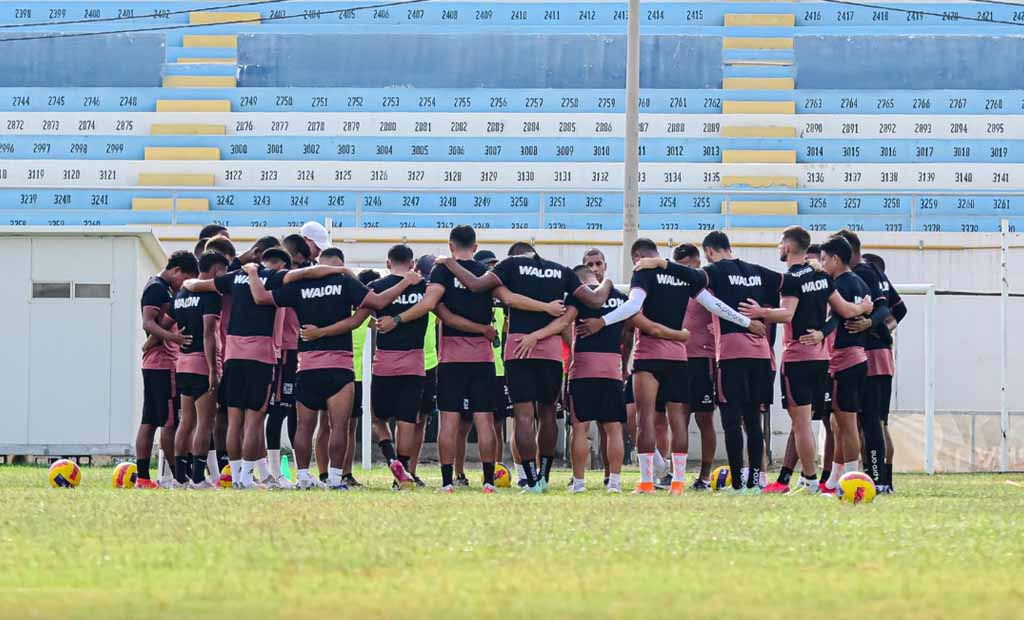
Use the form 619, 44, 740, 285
568, 379, 591, 492
602, 421, 624, 493
505, 360, 542, 490
135, 371, 165, 487
409, 415, 427, 482
455, 416, 472, 486
342, 380, 361, 486
666, 402, 689, 494
241, 409, 268, 488
325, 379, 355, 490
535, 360, 564, 486
226, 406, 244, 486
437, 410, 461, 491
264, 356, 288, 486
189, 387, 217, 487
623, 374, 639, 449
598, 425, 610, 484
292, 401, 320, 488
315, 410, 330, 482
175, 392, 197, 485
393, 376, 424, 486
214, 402, 228, 475
654, 405, 671, 480
473, 412, 498, 492
370, 375, 414, 488
632, 369, 660, 493
858, 375, 886, 489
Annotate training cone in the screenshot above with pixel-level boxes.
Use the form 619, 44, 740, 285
281, 455, 293, 481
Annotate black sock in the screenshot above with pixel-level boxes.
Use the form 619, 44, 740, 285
398, 455, 411, 472
821, 468, 831, 484
191, 454, 206, 484
885, 463, 894, 488
483, 462, 495, 485
174, 456, 189, 484
136, 457, 151, 480
801, 472, 818, 481
777, 467, 793, 486
319, 472, 328, 482
441, 464, 454, 487
378, 439, 397, 463
540, 455, 554, 482
217, 451, 229, 471
522, 460, 538, 487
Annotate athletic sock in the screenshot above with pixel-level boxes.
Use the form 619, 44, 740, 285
740, 467, 749, 488
821, 468, 832, 484
255, 457, 270, 481
843, 459, 860, 474
297, 468, 313, 482
174, 456, 189, 484
639, 453, 655, 485
136, 457, 151, 480
825, 462, 844, 490
378, 439, 398, 463
483, 462, 495, 486
207, 450, 219, 480
441, 464, 454, 487
522, 460, 538, 487
653, 450, 668, 474
398, 455, 411, 473
777, 467, 794, 486
229, 459, 242, 484
240, 460, 255, 486
190, 454, 206, 484
572, 477, 585, 492
514, 462, 526, 483
758, 471, 767, 489
671, 453, 688, 484
799, 473, 819, 491
540, 455, 554, 482
328, 467, 344, 486
319, 472, 328, 482
885, 463, 894, 489
217, 451, 229, 472
268, 449, 282, 479
607, 473, 621, 491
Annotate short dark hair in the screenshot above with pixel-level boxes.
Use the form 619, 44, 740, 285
357, 269, 379, 286
282, 234, 311, 261
205, 236, 236, 259
673, 243, 699, 262
449, 225, 476, 250
198, 224, 227, 240
782, 226, 812, 252
193, 237, 210, 257
507, 241, 535, 256
702, 231, 731, 252
166, 250, 199, 276
320, 247, 344, 263
254, 236, 281, 253
807, 243, 822, 256
630, 238, 659, 257
261, 247, 292, 269
862, 253, 886, 273
820, 237, 853, 265
583, 248, 605, 261
387, 244, 414, 265
198, 250, 230, 274
832, 229, 861, 254
573, 264, 595, 279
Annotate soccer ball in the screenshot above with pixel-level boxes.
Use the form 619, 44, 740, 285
836, 471, 877, 504
48, 459, 81, 488
218, 464, 233, 489
710, 466, 731, 491
112, 462, 138, 489
492, 463, 512, 488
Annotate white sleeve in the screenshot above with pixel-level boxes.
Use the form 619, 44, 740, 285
696, 289, 751, 328
601, 288, 647, 326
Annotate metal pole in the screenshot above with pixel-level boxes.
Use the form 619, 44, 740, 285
361, 325, 373, 470
1000, 219, 1009, 472
621, 0, 641, 281
924, 286, 936, 474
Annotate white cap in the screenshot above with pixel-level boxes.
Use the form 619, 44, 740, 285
300, 221, 330, 251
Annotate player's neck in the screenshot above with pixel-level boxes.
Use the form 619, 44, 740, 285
787, 253, 806, 268
390, 267, 410, 276
198, 271, 214, 280
452, 249, 474, 260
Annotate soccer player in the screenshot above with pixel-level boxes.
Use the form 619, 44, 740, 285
832, 230, 897, 491
436, 239, 613, 492
198, 224, 228, 241
203, 235, 237, 474
589, 237, 759, 494
861, 252, 906, 492
741, 227, 871, 494
170, 251, 229, 488
408, 254, 439, 488
566, 265, 630, 493
816, 236, 873, 494
474, 250, 514, 474
339, 266, 378, 487
136, 251, 199, 489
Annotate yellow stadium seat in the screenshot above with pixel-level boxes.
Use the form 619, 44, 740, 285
131, 198, 174, 211
150, 124, 227, 136
155, 100, 231, 112
183, 35, 238, 48
144, 147, 221, 161
722, 101, 795, 114
721, 176, 799, 188
722, 150, 797, 164
721, 125, 797, 138
723, 77, 795, 90
176, 198, 210, 212
189, 12, 261, 25
162, 76, 237, 88
138, 173, 216, 187
724, 14, 796, 26
723, 37, 794, 50
722, 201, 799, 215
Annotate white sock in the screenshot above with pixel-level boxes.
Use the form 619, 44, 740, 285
740, 467, 749, 487
759, 471, 768, 488
825, 462, 845, 489
844, 459, 860, 473
255, 457, 270, 481
328, 467, 345, 486
653, 450, 668, 473
297, 468, 313, 482
607, 473, 621, 489
207, 451, 219, 480
240, 460, 255, 485
229, 459, 242, 483
515, 463, 526, 481
268, 449, 282, 478
572, 477, 586, 491
639, 453, 655, 484
671, 453, 688, 484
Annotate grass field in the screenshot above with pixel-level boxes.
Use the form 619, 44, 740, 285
1, 466, 1021, 619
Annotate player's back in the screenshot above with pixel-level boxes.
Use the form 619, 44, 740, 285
492, 255, 579, 334
831, 271, 871, 372
782, 263, 833, 362
703, 258, 781, 360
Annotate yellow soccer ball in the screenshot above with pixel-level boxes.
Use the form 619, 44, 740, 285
710, 465, 731, 492
49, 459, 82, 488
112, 462, 138, 489
836, 471, 877, 504
218, 464, 233, 489
491, 463, 512, 488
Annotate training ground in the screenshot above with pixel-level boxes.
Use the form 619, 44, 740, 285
1, 467, 1020, 619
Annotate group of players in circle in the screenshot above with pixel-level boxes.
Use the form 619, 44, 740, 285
134, 220, 905, 495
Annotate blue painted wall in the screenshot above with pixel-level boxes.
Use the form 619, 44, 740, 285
0, 33, 164, 87
237, 33, 723, 88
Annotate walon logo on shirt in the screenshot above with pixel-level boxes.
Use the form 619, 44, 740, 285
301, 284, 344, 299
801, 279, 829, 293
395, 292, 425, 305
603, 297, 625, 309
655, 273, 690, 287
728, 274, 763, 287
519, 265, 561, 279
233, 274, 267, 286
174, 296, 201, 310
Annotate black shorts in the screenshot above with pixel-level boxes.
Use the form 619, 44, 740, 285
371, 374, 425, 424
623, 374, 634, 405
296, 368, 355, 412
437, 362, 496, 413
504, 359, 563, 405
863, 374, 894, 422
142, 369, 176, 426
494, 375, 513, 419
717, 358, 773, 406
813, 379, 832, 422
270, 349, 298, 409
570, 378, 627, 423
352, 380, 363, 419
177, 372, 210, 399
688, 357, 716, 412
831, 362, 867, 414
420, 366, 438, 417
633, 359, 688, 404
781, 360, 829, 409
222, 359, 274, 412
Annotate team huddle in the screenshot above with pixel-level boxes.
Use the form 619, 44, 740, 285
134, 221, 905, 495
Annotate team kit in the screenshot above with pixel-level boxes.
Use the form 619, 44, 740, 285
135, 221, 906, 495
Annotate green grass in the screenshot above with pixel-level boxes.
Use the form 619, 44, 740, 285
0, 467, 1021, 619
